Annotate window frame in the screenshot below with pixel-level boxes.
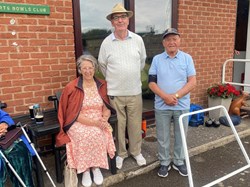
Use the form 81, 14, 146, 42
72, 0, 178, 64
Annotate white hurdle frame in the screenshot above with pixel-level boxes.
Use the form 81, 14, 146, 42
222, 59, 250, 89
179, 105, 250, 187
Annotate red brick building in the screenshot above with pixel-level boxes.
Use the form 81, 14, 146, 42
0, 0, 239, 116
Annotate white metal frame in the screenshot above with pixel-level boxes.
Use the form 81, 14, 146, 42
222, 59, 250, 89
1, 123, 56, 187
20, 123, 56, 187
0, 150, 26, 187
178, 58, 250, 186
179, 105, 250, 187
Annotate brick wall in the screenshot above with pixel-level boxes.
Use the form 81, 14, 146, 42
0, 0, 76, 116
0, 0, 238, 113
86, 0, 238, 108
0, 0, 238, 151
178, 0, 237, 107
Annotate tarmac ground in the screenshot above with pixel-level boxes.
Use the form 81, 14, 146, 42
110, 135, 250, 187
37, 114, 250, 187
3, 102, 250, 187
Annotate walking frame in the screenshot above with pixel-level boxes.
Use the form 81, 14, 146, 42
0, 122, 56, 187
179, 59, 250, 187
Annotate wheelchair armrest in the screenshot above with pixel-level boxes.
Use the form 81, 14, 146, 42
0, 101, 7, 109
48, 92, 61, 111
48, 95, 57, 102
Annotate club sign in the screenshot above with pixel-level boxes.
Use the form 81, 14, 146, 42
0, 2, 50, 15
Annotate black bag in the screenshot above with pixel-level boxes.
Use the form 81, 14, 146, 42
0, 127, 22, 149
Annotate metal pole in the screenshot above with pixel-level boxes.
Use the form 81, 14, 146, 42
203, 165, 250, 187
222, 59, 250, 88
0, 150, 26, 187
179, 105, 250, 187
20, 124, 56, 187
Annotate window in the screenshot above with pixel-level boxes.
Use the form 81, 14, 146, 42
134, 0, 173, 98
80, 0, 122, 58
135, 0, 172, 34
76, 0, 176, 58
74, 0, 177, 101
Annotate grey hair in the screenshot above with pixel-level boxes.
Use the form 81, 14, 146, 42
76, 55, 97, 75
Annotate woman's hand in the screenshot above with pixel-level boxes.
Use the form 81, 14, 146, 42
77, 113, 112, 132
102, 115, 109, 122
0, 123, 8, 136
102, 105, 111, 122
98, 120, 113, 133
92, 119, 102, 126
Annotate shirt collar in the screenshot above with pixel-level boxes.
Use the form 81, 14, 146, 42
111, 30, 132, 41
164, 50, 180, 59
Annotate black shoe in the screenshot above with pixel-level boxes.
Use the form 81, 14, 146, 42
173, 163, 188, 176
205, 119, 220, 128
157, 164, 171, 177
212, 120, 220, 128
205, 119, 213, 127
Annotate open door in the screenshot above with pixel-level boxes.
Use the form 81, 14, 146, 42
233, 0, 249, 90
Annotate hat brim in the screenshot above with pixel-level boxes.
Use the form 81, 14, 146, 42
106, 11, 133, 21
162, 32, 180, 39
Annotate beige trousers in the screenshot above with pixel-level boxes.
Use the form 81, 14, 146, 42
109, 94, 142, 158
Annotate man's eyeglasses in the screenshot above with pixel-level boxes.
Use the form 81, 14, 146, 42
112, 14, 128, 21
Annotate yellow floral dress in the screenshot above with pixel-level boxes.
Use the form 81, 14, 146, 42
66, 85, 116, 173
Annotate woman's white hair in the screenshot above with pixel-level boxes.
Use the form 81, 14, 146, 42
76, 55, 97, 75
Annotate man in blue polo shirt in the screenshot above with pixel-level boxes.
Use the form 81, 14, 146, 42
148, 28, 196, 177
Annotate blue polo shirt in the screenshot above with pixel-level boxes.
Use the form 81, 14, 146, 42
149, 50, 196, 110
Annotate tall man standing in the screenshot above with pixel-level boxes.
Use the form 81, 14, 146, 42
148, 28, 196, 177
98, 3, 147, 169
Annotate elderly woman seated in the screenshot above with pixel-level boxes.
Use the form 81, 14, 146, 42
56, 55, 116, 187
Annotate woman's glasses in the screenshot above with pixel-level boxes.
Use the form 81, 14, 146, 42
81, 67, 94, 71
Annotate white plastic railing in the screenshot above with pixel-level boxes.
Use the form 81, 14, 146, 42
179, 105, 250, 187
222, 59, 250, 88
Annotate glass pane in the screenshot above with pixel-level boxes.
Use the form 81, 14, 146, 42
135, 0, 172, 34
80, 0, 122, 57
135, 0, 172, 100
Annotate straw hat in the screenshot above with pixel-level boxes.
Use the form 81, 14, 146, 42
106, 3, 133, 21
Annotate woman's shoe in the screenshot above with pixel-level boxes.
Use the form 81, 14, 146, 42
205, 119, 213, 127
82, 170, 92, 187
92, 167, 103, 185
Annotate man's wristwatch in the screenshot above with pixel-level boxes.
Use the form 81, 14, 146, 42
175, 93, 179, 99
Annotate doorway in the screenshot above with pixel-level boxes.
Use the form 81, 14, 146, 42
233, 0, 249, 90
